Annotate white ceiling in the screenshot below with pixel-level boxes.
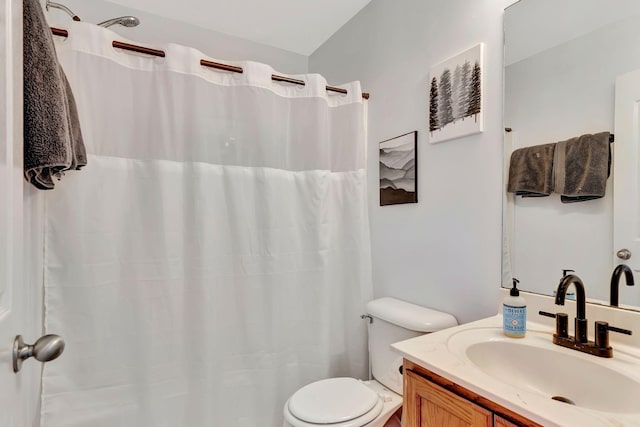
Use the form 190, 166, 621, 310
104, 0, 372, 56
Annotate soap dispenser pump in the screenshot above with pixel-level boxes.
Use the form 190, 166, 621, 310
503, 278, 526, 338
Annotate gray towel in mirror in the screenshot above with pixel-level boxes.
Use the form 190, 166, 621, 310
507, 143, 556, 197
23, 0, 86, 190
553, 132, 610, 203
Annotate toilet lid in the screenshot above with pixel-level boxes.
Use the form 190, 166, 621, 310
288, 378, 380, 424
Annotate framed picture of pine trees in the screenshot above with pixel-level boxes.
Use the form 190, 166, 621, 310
428, 43, 484, 143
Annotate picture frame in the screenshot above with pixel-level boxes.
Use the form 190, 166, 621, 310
428, 43, 484, 143
379, 131, 418, 206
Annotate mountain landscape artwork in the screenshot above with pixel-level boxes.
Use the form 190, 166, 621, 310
429, 43, 484, 143
379, 131, 417, 206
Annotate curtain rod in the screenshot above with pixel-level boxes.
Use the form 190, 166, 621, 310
51, 27, 370, 100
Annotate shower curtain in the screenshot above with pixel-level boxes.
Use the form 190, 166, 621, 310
41, 22, 371, 427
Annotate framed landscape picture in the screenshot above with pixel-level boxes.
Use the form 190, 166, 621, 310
379, 131, 417, 206
429, 43, 484, 143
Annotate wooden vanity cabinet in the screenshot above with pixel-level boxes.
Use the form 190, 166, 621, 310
493, 416, 520, 427
403, 360, 542, 427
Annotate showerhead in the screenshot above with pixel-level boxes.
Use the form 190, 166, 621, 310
46, 0, 81, 21
98, 16, 140, 28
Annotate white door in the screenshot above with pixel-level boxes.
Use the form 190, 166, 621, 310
0, 0, 41, 425
614, 68, 640, 305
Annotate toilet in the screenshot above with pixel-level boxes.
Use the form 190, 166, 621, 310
283, 297, 458, 427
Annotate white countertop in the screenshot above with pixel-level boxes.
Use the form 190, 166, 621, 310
392, 312, 640, 427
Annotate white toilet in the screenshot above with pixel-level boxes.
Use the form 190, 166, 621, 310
283, 297, 458, 427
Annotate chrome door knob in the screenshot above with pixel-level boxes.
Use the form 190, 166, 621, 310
13, 334, 65, 373
617, 248, 632, 260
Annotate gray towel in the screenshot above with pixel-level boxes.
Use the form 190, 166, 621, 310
507, 143, 556, 197
61, 69, 87, 170
553, 132, 610, 203
23, 0, 86, 190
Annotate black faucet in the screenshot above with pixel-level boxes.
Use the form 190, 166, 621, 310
541, 273, 633, 357
610, 264, 635, 307
555, 274, 587, 343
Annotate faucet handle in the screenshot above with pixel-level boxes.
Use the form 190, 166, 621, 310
595, 321, 632, 349
608, 325, 633, 335
538, 311, 569, 338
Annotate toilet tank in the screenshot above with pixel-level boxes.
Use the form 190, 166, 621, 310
366, 297, 458, 395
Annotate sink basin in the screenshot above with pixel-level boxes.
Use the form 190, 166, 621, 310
447, 328, 640, 414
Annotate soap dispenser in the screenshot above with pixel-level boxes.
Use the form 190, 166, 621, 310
503, 278, 526, 338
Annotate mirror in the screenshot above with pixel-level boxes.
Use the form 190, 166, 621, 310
503, 0, 640, 307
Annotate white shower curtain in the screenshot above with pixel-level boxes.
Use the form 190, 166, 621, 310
41, 22, 371, 427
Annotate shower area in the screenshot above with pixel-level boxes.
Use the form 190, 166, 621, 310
19, 1, 373, 425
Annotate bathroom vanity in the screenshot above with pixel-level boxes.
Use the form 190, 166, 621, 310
393, 290, 640, 427
403, 360, 537, 426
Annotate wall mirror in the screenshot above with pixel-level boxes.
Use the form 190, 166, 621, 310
503, 0, 640, 308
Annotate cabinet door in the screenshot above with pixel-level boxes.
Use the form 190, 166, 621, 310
494, 415, 520, 427
404, 369, 492, 427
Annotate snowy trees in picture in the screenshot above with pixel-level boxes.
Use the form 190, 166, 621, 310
379, 131, 417, 206
428, 43, 484, 143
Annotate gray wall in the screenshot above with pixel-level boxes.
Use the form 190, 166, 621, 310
310, 0, 515, 324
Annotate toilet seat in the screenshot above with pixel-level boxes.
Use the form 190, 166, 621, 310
284, 378, 385, 427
